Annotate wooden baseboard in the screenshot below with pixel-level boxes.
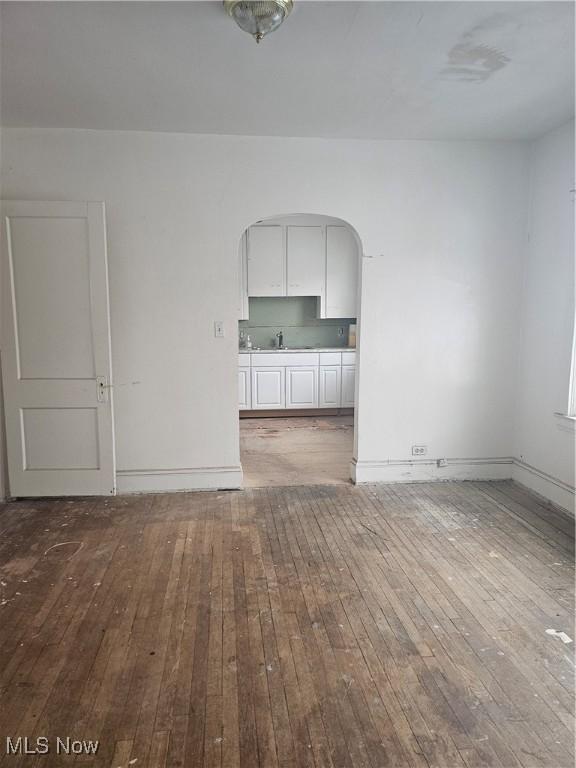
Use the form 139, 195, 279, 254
240, 408, 354, 418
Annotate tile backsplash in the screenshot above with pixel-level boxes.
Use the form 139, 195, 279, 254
239, 297, 356, 349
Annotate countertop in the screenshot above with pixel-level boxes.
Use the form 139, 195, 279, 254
239, 347, 356, 353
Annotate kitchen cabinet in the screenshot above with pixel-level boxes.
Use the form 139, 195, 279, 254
240, 350, 355, 410
238, 367, 251, 410
242, 222, 358, 316
341, 365, 356, 407
251, 366, 285, 409
251, 351, 319, 367
325, 225, 358, 318
286, 226, 324, 297
319, 366, 341, 407
247, 226, 284, 296
286, 366, 319, 408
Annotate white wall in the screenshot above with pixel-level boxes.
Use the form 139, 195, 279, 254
513, 121, 575, 511
0, 127, 529, 493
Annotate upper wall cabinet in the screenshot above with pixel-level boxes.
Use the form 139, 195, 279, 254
241, 220, 358, 318
286, 226, 324, 298
247, 226, 285, 296
325, 226, 358, 318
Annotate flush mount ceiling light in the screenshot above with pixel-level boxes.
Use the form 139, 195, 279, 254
224, 0, 293, 43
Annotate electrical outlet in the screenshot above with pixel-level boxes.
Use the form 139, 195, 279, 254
411, 445, 427, 456
338, 327, 344, 337
214, 320, 224, 338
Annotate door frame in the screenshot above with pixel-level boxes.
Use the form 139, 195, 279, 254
1, 200, 116, 497
236, 212, 363, 486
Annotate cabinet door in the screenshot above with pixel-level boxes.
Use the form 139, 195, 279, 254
247, 226, 285, 296
341, 365, 356, 407
238, 367, 251, 410
251, 367, 285, 409
325, 226, 358, 318
286, 226, 324, 297
319, 366, 341, 408
285, 366, 319, 408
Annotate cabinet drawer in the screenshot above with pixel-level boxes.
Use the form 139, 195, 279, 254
238, 353, 250, 366
251, 352, 319, 367
319, 352, 341, 366
341, 351, 356, 365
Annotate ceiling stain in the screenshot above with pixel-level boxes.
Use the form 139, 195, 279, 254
442, 12, 514, 83
443, 42, 511, 82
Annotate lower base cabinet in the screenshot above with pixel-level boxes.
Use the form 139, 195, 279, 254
286, 366, 319, 408
341, 365, 356, 407
239, 367, 251, 410
319, 366, 341, 407
239, 351, 355, 410
251, 367, 285, 409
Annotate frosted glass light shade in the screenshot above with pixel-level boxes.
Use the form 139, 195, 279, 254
224, 1, 293, 43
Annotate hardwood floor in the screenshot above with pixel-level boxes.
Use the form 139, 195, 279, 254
0, 481, 573, 767
240, 415, 354, 487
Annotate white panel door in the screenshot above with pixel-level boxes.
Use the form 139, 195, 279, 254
286, 226, 324, 297
286, 366, 319, 408
251, 367, 285, 409
341, 365, 356, 407
325, 226, 358, 318
238, 367, 251, 410
319, 366, 341, 408
1, 201, 116, 497
247, 226, 285, 296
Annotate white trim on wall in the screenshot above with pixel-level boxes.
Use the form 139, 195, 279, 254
116, 465, 243, 494
351, 455, 575, 514
512, 458, 575, 514
351, 456, 514, 484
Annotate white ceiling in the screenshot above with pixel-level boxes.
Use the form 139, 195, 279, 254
1, 1, 573, 140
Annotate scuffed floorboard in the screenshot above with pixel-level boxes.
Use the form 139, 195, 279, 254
0, 480, 573, 767
240, 415, 354, 487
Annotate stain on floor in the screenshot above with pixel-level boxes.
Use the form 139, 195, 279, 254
240, 415, 354, 487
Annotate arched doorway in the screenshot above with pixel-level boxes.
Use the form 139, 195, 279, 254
236, 213, 362, 488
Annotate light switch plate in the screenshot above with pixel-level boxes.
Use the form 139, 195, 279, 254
214, 321, 224, 338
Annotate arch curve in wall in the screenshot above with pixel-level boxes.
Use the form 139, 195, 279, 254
235, 211, 364, 484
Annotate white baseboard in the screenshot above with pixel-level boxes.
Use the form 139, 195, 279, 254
512, 459, 575, 514
116, 465, 243, 494
351, 456, 514, 484
350, 455, 574, 514
113, 458, 573, 514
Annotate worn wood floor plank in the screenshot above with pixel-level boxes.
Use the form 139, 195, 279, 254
0, 480, 573, 767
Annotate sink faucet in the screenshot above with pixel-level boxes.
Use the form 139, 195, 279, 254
276, 330, 285, 349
